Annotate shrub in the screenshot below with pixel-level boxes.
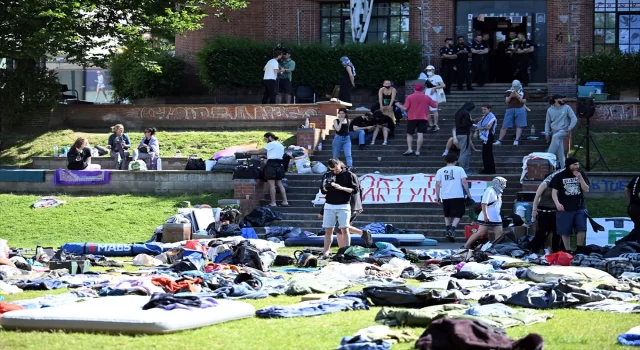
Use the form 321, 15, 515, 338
197, 37, 423, 96
0, 65, 60, 130
109, 49, 186, 100
578, 50, 640, 93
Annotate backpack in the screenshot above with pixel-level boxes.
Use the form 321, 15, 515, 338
185, 155, 206, 170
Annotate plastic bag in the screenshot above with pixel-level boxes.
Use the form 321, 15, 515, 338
0, 239, 9, 259
545, 251, 574, 266
244, 207, 284, 227
217, 156, 237, 165
312, 162, 328, 174
295, 158, 313, 174
128, 159, 148, 171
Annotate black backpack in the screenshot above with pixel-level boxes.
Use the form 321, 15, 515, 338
185, 155, 206, 170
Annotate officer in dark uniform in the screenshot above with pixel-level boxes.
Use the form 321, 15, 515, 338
471, 34, 489, 87
515, 32, 535, 86
455, 36, 473, 91
505, 31, 519, 80
439, 38, 457, 94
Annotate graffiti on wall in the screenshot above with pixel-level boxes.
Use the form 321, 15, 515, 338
595, 104, 639, 121
130, 106, 320, 121
590, 178, 630, 193
421, 0, 433, 55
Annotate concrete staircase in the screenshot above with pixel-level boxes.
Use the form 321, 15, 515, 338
260, 84, 550, 242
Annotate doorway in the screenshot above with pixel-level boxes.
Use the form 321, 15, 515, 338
473, 16, 528, 83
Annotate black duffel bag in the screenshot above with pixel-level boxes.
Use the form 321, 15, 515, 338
185, 155, 206, 170
233, 158, 261, 179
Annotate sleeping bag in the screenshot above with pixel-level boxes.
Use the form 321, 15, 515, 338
60, 242, 162, 257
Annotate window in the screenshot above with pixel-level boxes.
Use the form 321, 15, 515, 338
320, 2, 409, 46
594, 0, 640, 52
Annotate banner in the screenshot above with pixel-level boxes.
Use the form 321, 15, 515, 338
312, 173, 490, 205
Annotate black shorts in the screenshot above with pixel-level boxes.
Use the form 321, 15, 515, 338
279, 79, 292, 94
406, 120, 428, 134
263, 160, 285, 180
442, 198, 465, 218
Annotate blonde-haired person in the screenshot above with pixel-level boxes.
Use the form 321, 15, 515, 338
106, 124, 132, 170
133, 127, 160, 169
67, 137, 101, 170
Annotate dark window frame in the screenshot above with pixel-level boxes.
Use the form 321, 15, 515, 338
319, 1, 410, 46
593, 0, 640, 52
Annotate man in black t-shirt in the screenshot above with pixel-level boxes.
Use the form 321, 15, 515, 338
439, 38, 457, 94
455, 36, 473, 91
349, 112, 375, 150
551, 157, 590, 252
471, 34, 489, 87
515, 33, 534, 86
619, 176, 640, 243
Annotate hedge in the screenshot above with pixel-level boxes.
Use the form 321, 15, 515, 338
578, 50, 640, 92
197, 37, 423, 96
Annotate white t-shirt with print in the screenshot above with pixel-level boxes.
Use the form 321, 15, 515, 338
425, 75, 444, 111
435, 166, 467, 200
264, 141, 284, 159
263, 59, 279, 80
477, 187, 502, 223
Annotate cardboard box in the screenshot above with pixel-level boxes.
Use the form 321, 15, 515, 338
162, 223, 191, 243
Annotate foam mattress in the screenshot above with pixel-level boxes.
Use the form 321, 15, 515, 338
526, 265, 617, 284
0, 295, 255, 334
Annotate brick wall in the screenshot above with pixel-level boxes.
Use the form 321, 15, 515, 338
233, 179, 268, 215
428, 0, 455, 71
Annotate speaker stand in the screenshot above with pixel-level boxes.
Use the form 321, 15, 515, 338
573, 117, 610, 171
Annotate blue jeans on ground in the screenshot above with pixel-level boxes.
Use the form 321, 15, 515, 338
332, 135, 353, 167
349, 130, 373, 145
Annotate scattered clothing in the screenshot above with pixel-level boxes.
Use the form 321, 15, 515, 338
575, 299, 640, 313
142, 292, 218, 310
619, 326, 640, 347
151, 276, 202, 293
0, 302, 24, 316
256, 293, 369, 318
337, 335, 392, 350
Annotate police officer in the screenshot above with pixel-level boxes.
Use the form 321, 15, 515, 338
455, 36, 473, 91
505, 31, 519, 80
439, 38, 457, 95
515, 32, 534, 86
471, 34, 489, 87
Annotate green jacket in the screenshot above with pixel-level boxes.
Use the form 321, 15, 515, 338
279, 59, 295, 80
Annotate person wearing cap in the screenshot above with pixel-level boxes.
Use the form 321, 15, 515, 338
395, 84, 438, 157
94, 70, 109, 102
471, 33, 489, 87
278, 49, 295, 104
550, 157, 590, 253
419, 65, 446, 132
245, 132, 290, 207
439, 38, 457, 95
545, 94, 577, 169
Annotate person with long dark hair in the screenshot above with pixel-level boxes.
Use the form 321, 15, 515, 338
454, 102, 476, 175
332, 108, 354, 170
530, 170, 564, 253
133, 127, 160, 169
245, 132, 289, 207
67, 137, 101, 170
475, 105, 497, 174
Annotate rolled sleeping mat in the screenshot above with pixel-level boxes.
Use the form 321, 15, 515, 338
60, 242, 163, 257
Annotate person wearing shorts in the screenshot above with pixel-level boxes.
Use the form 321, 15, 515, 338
320, 159, 360, 256
465, 177, 507, 248
395, 83, 437, 157
278, 49, 295, 104
495, 80, 528, 146
551, 157, 590, 253
435, 153, 472, 242
245, 132, 289, 207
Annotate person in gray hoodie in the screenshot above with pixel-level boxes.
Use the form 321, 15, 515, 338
545, 94, 577, 168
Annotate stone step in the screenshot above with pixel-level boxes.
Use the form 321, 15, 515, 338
251, 227, 469, 243
258, 219, 481, 232
280, 212, 468, 221
276, 185, 521, 195
263, 193, 519, 202
289, 167, 524, 174
311, 148, 542, 155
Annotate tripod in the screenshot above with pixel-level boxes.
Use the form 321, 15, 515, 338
573, 116, 610, 171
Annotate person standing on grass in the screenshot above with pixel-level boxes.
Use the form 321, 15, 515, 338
320, 159, 360, 257
619, 176, 640, 243
474, 105, 497, 174
454, 102, 476, 175
395, 83, 438, 157
278, 49, 295, 104
435, 153, 472, 242
262, 50, 283, 104
245, 132, 289, 207
495, 80, 528, 146
551, 157, 590, 253
332, 108, 354, 170
545, 94, 577, 169
530, 170, 564, 254
465, 177, 508, 249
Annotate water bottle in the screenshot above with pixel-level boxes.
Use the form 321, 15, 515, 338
531, 125, 536, 136
305, 118, 310, 128
156, 157, 163, 170
175, 150, 182, 157
53, 145, 59, 157
317, 142, 323, 151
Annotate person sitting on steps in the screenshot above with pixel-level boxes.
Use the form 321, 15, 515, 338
349, 112, 375, 150
370, 110, 395, 146
442, 127, 478, 157
132, 127, 160, 170
106, 124, 132, 170
67, 137, 101, 171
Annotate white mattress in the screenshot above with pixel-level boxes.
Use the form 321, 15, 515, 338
0, 295, 255, 334
527, 265, 616, 284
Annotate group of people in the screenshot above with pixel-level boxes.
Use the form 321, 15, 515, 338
262, 49, 296, 105
66, 124, 160, 171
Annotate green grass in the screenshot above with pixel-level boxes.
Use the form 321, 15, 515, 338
0, 129, 296, 166
0, 194, 637, 349
570, 128, 640, 172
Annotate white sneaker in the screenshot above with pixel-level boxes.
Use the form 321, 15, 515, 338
382, 141, 388, 145
370, 141, 375, 145
494, 140, 502, 145
442, 150, 449, 156
514, 140, 519, 146
433, 125, 440, 131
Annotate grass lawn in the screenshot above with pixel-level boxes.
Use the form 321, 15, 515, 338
0, 129, 296, 166
0, 195, 637, 349
570, 127, 640, 172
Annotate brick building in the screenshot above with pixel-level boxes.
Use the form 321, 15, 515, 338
176, 0, 639, 96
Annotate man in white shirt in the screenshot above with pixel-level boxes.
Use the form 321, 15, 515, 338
419, 65, 445, 131
435, 153, 472, 241
245, 132, 289, 207
262, 50, 283, 104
